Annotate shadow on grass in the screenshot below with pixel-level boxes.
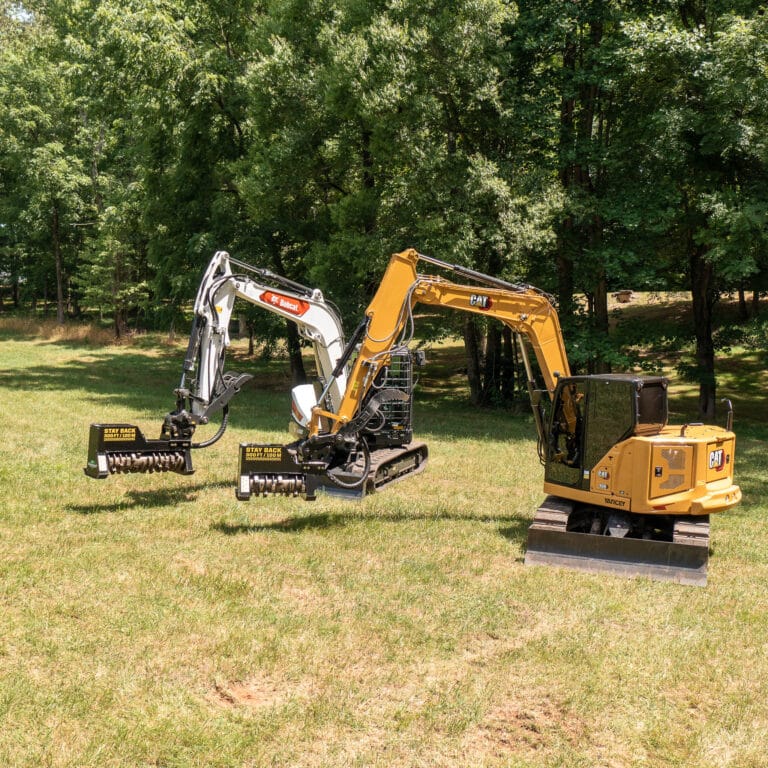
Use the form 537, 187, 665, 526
213, 512, 347, 535
67, 481, 233, 514
0, 351, 180, 408
498, 520, 533, 543
7, 331, 764, 445
213, 509, 531, 545
1, 348, 293, 432
1, 339, 537, 439
729, 433, 768, 512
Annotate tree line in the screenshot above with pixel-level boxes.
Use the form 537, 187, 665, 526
1, 0, 766, 416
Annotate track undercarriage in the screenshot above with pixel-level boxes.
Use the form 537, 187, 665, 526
524, 496, 711, 586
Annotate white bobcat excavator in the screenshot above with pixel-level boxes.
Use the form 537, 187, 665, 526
235, 249, 740, 584
84, 250, 350, 479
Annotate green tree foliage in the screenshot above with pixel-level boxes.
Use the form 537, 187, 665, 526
0, 3, 89, 322
615, 7, 768, 416
240, 0, 526, 402
82, 0, 258, 317
1, 0, 765, 414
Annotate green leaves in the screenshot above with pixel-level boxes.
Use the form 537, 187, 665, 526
0, 0, 765, 403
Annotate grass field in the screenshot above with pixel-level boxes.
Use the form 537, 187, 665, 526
1, 317, 767, 767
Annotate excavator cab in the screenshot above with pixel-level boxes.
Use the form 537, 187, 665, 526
544, 375, 668, 489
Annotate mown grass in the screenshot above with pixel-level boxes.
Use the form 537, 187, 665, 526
1, 318, 767, 767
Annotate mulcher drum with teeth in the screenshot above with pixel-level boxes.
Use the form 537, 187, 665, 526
84, 423, 193, 478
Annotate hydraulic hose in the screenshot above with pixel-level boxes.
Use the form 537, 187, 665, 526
192, 406, 230, 449
332, 318, 369, 379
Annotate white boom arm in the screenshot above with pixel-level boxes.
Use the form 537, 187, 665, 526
180, 251, 348, 431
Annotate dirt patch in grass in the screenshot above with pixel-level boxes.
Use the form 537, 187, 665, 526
171, 553, 208, 577
211, 674, 316, 710
464, 687, 586, 760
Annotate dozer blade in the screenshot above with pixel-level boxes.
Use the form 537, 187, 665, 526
84, 423, 194, 479
524, 497, 709, 587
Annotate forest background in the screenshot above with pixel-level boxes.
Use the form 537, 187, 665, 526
1, 0, 767, 418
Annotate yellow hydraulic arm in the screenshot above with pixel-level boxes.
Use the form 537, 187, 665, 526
242, 247, 738, 585
309, 248, 571, 440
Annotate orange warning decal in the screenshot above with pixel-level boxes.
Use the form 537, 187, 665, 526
259, 291, 310, 317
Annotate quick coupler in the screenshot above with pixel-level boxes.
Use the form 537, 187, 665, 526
84, 423, 194, 479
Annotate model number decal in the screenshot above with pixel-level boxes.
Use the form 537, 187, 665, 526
709, 449, 725, 471
470, 294, 492, 310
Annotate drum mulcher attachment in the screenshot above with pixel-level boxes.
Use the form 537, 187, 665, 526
84, 423, 194, 478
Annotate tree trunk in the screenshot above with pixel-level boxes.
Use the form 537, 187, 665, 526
556, 249, 575, 320
113, 251, 127, 339
557, 15, 610, 370
690, 247, 717, 420
556, 30, 578, 323
592, 267, 611, 374
114, 308, 128, 339
738, 281, 749, 320
481, 324, 502, 405
286, 320, 307, 386
752, 287, 760, 317
501, 326, 515, 404
52, 203, 65, 325
463, 317, 483, 406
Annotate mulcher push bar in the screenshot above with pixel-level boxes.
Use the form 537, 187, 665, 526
84, 423, 194, 479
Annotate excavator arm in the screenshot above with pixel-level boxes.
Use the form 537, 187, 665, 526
84, 251, 348, 479
238, 248, 571, 499
312, 249, 569, 447
169, 250, 347, 435
239, 249, 740, 585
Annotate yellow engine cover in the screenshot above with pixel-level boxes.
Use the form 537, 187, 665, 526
544, 427, 740, 516
649, 445, 694, 499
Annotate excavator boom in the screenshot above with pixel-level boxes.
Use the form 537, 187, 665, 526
85, 251, 348, 479
239, 249, 740, 584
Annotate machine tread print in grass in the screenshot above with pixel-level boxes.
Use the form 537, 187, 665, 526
86, 248, 741, 585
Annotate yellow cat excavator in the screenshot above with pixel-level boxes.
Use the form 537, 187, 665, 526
235, 249, 740, 585
86, 248, 740, 585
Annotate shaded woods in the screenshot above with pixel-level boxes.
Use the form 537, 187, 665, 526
1, 0, 766, 414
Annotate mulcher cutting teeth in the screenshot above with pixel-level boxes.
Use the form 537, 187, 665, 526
84, 423, 194, 479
